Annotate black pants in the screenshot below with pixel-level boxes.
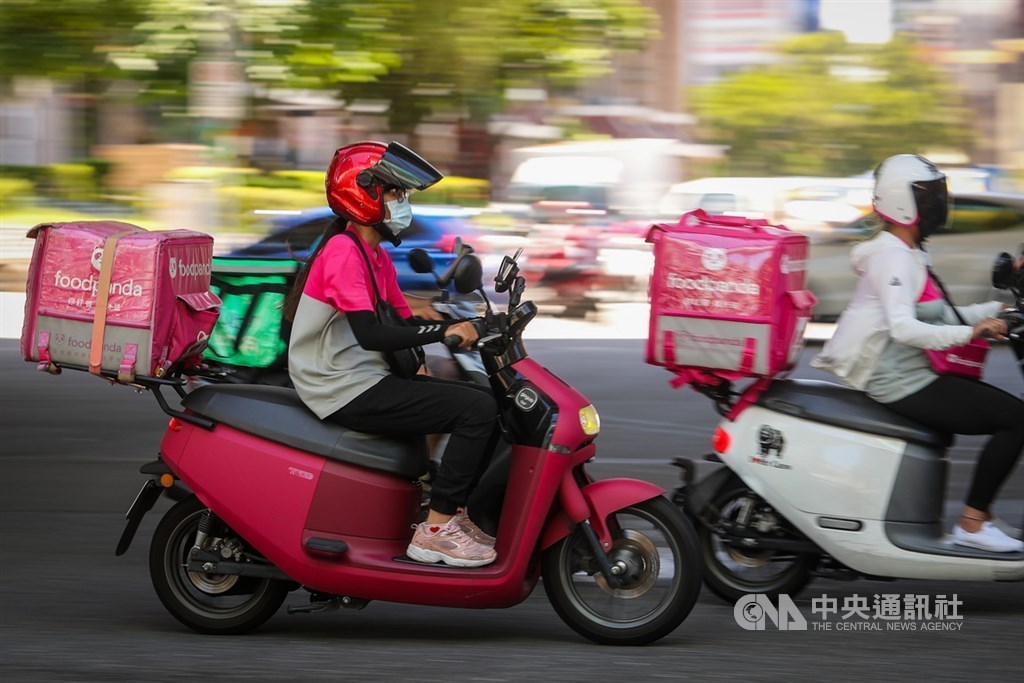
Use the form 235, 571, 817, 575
327, 374, 500, 515
887, 376, 1024, 511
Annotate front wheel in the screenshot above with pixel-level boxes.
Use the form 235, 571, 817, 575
150, 495, 290, 634
542, 496, 702, 645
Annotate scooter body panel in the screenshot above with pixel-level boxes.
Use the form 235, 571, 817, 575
163, 419, 545, 606
158, 418, 587, 607
717, 405, 1024, 580
722, 406, 907, 521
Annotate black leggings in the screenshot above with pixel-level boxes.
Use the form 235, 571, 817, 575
327, 374, 501, 515
887, 376, 1024, 511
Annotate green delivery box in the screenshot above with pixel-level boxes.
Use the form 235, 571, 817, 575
204, 257, 298, 369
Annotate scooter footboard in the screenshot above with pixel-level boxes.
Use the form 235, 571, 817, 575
539, 478, 665, 550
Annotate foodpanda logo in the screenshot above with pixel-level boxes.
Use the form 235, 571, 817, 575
169, 258, 211, 279
701, 248, 728, 272
780, 255, 807, 274
90, 246, 104, 272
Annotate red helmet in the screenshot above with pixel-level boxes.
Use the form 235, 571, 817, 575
325, 141, 444, 225
325, 141, 388, 225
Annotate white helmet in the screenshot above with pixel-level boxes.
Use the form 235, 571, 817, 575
872, 154, 949, 241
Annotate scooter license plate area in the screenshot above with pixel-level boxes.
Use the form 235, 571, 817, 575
115, 479, 163, 556
124, 480, 160, 519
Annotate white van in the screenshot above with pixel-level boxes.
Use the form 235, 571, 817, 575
504, 138, 725, 217
657, 176, 873, 234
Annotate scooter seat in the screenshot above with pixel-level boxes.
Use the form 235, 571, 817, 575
758, 379, 953, 449
182, 384, 429, 479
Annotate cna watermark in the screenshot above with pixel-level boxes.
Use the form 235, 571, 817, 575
734, 593, 964, 632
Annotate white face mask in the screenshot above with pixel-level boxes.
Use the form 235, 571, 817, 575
383, 197, 412, 236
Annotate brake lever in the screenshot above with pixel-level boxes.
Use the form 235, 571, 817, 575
476, 333, 504, 348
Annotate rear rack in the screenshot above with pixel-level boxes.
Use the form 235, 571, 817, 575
43, 361, 216, 429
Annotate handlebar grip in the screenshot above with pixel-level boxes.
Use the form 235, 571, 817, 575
443, 335, 463, 349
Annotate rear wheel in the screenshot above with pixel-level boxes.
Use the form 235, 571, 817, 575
149, 496, 289, 634
697, 483, 814, 603
542, 497, 702, 645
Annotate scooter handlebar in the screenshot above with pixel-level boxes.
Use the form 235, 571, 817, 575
998, 308, 1024, 340
443, 334, 463, 349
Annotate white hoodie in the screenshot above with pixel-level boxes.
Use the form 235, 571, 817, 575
811, 230, 1002, 389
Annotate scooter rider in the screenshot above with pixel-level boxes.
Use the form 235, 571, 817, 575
812, 153, 1024, 553
283, 141, 500, 567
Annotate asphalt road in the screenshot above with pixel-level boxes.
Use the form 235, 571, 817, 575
1, 338, 1022, 682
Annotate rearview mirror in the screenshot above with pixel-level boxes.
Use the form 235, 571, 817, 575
453, 255, 484, 294
992, 252, 1016, 290
408, 248, 435, 274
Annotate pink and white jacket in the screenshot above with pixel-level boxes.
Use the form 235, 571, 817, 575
811, 230, 1002, 389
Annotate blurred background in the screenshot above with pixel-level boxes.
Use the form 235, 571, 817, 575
1, 0, 1022, 319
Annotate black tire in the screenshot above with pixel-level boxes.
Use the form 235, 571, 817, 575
542, 497, 702, 645
697, 483, 814, 604
149, 496, 289, 634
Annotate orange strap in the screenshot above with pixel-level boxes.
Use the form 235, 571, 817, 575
88, 232, 132, 375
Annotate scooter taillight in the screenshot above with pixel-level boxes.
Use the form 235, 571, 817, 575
168, 418, 183, 432
713, 427, 731, 454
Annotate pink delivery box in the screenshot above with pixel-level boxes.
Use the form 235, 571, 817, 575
20, 221, 222, 382
646, 209, 817, 379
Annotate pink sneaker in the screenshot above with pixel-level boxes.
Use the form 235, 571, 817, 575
455, 508, 496, 548
407, 518, 497, 568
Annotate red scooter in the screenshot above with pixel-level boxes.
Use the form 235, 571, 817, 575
114, 246, 702, 645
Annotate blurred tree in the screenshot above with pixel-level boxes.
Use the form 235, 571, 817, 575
0, 0, 148, 85
1, 0, 654, 171
0, 0, 150, 152
690, 33, 973, 176
288, 0, 656, 175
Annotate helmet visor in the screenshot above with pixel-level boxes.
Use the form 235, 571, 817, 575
366, 142, 444, 192
911, 177, 949, 239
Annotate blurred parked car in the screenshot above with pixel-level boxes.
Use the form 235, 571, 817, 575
808, 192, 1024, 320
225, 205, 480, 293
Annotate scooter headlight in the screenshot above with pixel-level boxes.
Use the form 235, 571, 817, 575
579, 404, 601, 436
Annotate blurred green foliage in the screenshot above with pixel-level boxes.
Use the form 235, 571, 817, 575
691, 33, 972, 177
1, 0, 656, 149
166, 167, 260, 182
416, 177, 490, 207
0, 178, 34, 209
47, 165, 98, 200
950, 206, 1024, 234
0, 163, 114, 201
0, 0, 148, 84
266, 171, 326, 194
216, 186, 321, 228
291, 0, 656, 134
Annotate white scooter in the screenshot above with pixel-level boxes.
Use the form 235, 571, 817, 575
674, 250, 1024, 602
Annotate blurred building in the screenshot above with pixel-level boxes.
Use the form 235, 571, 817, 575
894, 0, 1023, 171
0, 79, 73, 165
578, 0, 1021, 179
575, 0, 816, 125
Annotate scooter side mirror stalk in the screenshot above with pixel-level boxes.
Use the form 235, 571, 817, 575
437, 242, 476, 289
509, 276, 526, 310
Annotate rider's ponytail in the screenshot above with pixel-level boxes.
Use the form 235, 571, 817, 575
282, 216, 349, 322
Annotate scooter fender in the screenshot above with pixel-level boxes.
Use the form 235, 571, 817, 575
682, 466, 740, 518
539, 478, 665, 551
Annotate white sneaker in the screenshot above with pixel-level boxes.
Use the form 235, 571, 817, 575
987, 517, 1023, 541
951, 522, 1024, 553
